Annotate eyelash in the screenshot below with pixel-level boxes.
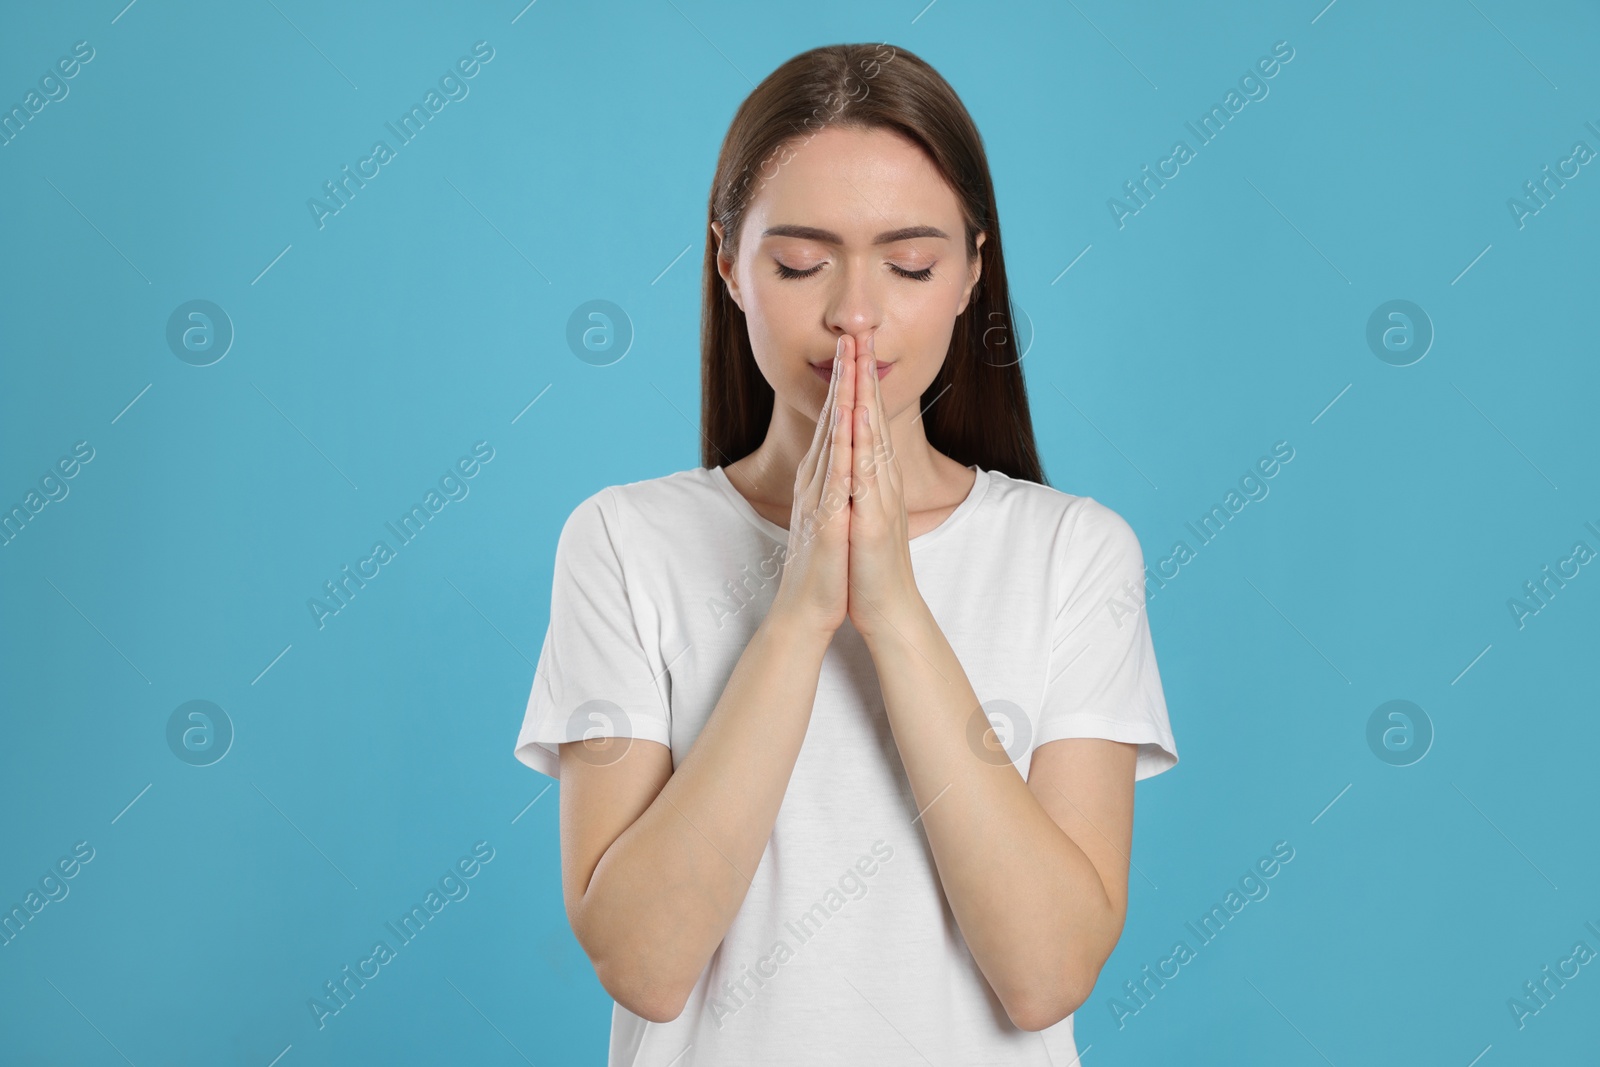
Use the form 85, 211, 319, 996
774, 262, 935, 282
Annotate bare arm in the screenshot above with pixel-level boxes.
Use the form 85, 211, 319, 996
558, 347, 856, 1022
559, 612, 832, 1021
839, 329, 1136, 1030
863, 600, 1135, 1031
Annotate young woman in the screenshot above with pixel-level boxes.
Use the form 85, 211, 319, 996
514, 42, 1177, 1066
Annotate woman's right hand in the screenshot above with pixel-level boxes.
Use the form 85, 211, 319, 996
768, 334, 856, 641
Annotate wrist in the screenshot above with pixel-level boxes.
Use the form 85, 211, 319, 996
857, 592, 933, 651
758, 608, 837, 658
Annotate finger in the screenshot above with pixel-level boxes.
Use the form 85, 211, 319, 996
823, 334, 855, 521
802, 399, 847, 545
854, 401, 878, 505
868, 333, 884, 497
819, 335, 848, 488
799, 342, 841, 493
865, 331, 899, 498
803, 342, 843, 533
838, 332, 856, 425
853, 335, 875, 499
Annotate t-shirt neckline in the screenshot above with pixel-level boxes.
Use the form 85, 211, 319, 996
707, 463, 991, 551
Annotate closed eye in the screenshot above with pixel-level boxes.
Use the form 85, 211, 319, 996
774, 262, 935, 282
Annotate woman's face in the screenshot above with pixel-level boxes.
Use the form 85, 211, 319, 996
713, 125, 985, 426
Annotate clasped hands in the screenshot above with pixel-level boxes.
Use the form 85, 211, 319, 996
778, 331, 923, 644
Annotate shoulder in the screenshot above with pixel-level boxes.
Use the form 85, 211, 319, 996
982, 469, 1142, 555
557, 467, 718, 547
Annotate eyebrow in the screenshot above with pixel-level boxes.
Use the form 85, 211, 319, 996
760, 224, 950, 245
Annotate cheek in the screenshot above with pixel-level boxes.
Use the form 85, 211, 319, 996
888, 288, 961, 365
881, 329, 957, 417
741, 272, 808, 341
739, 280, 818, 393
898, 280, 965, 352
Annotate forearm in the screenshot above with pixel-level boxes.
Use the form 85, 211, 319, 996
864, 598, 1119, 1028
578, 610, 832, 1017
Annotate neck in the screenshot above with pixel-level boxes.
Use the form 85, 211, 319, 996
727, 397, 950, 509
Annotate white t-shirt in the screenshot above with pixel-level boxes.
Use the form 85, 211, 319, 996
513, 463, 1178, 1066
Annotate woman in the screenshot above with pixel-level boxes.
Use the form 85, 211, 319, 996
514, 42, 1178, 1065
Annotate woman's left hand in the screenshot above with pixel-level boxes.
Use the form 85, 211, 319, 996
845, 331, 922, 641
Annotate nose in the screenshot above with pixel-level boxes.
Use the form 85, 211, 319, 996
821, 260, 884, 342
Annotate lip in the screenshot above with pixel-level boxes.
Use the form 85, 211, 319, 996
811, 361, 894, 382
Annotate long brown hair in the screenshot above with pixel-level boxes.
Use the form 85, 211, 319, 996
699, 42, 1048, 486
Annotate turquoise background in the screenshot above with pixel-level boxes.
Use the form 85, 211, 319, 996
2, 0, 1597, 1063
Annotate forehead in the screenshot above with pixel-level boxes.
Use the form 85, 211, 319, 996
746, 125, 963, 238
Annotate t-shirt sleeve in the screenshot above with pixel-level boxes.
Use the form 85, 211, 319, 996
1035, 497, 1178, 781
512, 487, 673, 780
